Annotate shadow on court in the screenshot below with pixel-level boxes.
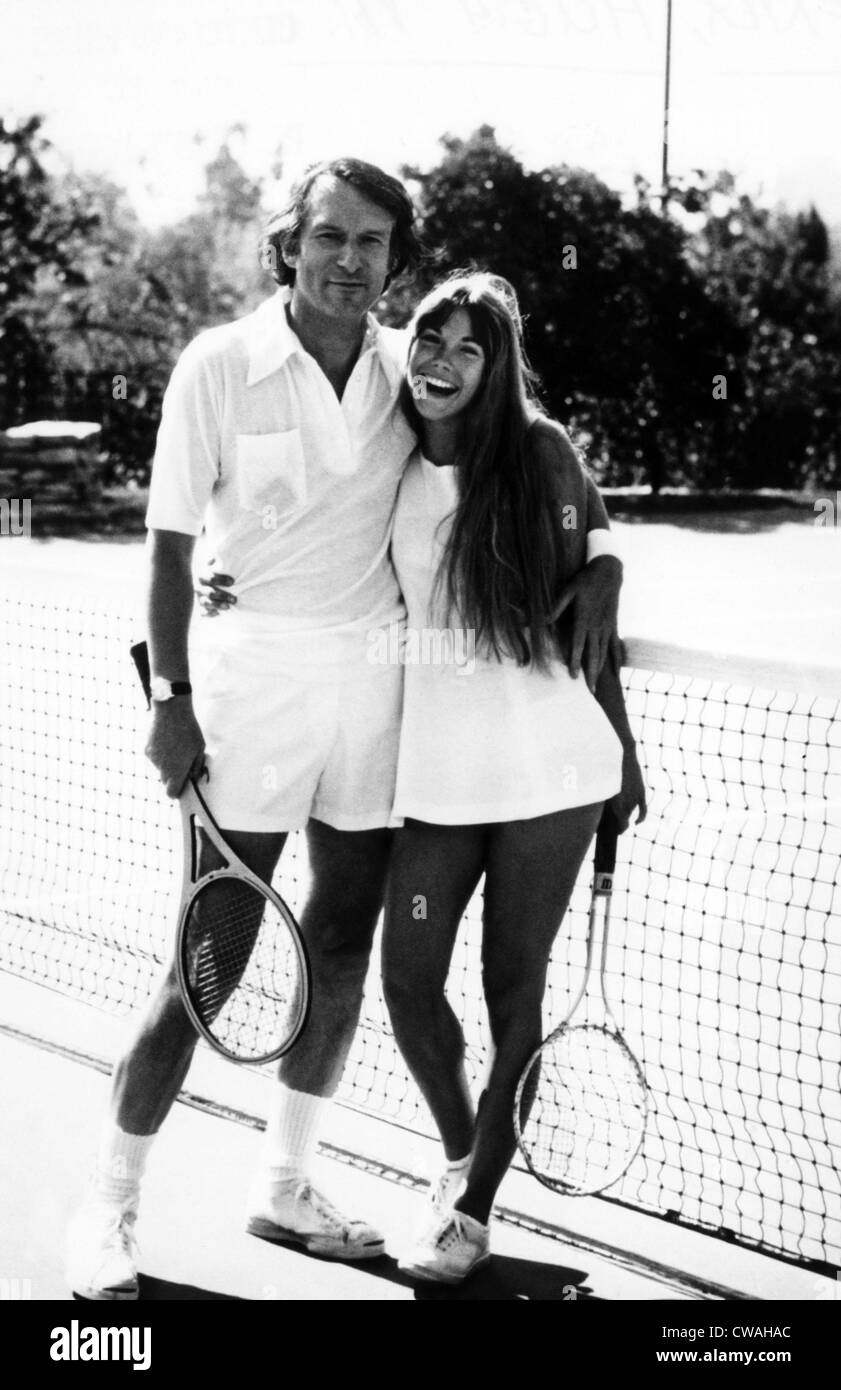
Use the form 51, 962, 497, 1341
248, 1229, 595, 1300
70, 1257, 594, 1302
405, 1256, 597, 1302
73, 1277, 244, 1301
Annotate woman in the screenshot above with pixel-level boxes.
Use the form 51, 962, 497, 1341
199, 272, 646, 1283
381, 272, 646, 1283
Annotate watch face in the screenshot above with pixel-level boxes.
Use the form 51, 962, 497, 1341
150, 677, 172, 702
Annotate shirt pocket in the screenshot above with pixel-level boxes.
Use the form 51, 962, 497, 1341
235, 430, 307, 515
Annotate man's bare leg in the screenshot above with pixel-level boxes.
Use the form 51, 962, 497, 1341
279, 819, 392, 1095
247, 819, 393, 1260
70, 818, 393, 1291
111, 828, 288, 1133
66, 827, 286, 1300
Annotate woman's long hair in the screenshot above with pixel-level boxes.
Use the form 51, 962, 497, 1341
399, 272, 572, 670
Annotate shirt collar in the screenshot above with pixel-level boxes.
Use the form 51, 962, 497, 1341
246, 286, 403, 389
246, 288, 301, 386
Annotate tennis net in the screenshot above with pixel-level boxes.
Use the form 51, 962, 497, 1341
1, 587, 839, 1274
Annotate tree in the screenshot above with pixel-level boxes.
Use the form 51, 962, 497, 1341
386, 129, 841, 491
0, 115, 94, 425
145, 130, 267, 333
8, 117, 839, 493
671, 170, 841, 488
20, 167, 190, 480
6, 127, 272, 482
392, 127, 730, 491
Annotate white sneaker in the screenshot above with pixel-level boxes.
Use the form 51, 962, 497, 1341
246, 1176, 385, 1260
399, 1209, 491, 1284
65, 1199, 139, 1301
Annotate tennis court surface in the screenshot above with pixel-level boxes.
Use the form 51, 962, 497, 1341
1, 557, 839, 1301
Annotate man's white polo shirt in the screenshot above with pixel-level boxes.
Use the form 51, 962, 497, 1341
146, 287, 416, 643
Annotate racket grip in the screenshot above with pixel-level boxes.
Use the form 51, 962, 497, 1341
130, 640, 152, 708
594, 805, 620, 877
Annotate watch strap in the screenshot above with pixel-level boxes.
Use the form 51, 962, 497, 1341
129, 642, 191, 706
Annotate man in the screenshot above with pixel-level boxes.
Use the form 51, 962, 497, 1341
66, 158, 623, 1299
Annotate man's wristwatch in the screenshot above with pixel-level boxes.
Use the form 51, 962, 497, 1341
150, 675, 192, 703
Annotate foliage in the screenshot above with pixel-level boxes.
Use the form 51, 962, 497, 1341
3, 118, 839, 493
671, 173, 841, 489
0, 115, 97, 427
385, 128, 841, 491
1, 122, 270, 482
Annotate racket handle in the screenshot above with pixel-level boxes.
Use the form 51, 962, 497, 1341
594, 804, 620, 878
130, 640, 152, 708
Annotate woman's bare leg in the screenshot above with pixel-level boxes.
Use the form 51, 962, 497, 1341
456, 802, 604, 1225
383, 819, 486, 1161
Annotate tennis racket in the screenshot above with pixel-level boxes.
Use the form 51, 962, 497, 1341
514, 805, 648, 1195
130, 640, 310, 1065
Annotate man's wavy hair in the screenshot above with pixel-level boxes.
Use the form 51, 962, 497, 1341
399, 272, 576, 672
260, 158, 422, 290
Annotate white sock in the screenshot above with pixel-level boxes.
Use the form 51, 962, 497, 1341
92, 1123, 155, 1207
263, 1085, 327, 1181
446, 1153, 472, 1173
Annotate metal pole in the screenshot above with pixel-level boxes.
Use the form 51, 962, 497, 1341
661, 0, 673, 206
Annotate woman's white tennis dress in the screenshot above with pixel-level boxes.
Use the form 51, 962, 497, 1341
389, 453, 623, 825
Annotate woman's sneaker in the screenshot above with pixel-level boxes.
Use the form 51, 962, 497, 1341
246, 1176, 385, 1260
398, 1210, 490, 1284
65, 1199, 139, 1301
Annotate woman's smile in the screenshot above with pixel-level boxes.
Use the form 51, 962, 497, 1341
415, 372, 460, 399
408, 308, 486, 418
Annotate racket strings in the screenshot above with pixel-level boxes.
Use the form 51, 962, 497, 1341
518, 1025, 647, 1194
183, 878, 304, 1061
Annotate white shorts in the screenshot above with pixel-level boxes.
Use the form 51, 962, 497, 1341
191, 620, 403, 834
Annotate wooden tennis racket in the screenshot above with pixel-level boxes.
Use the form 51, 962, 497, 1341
131, 641, 310, 1064
514, 806, 648, 1195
